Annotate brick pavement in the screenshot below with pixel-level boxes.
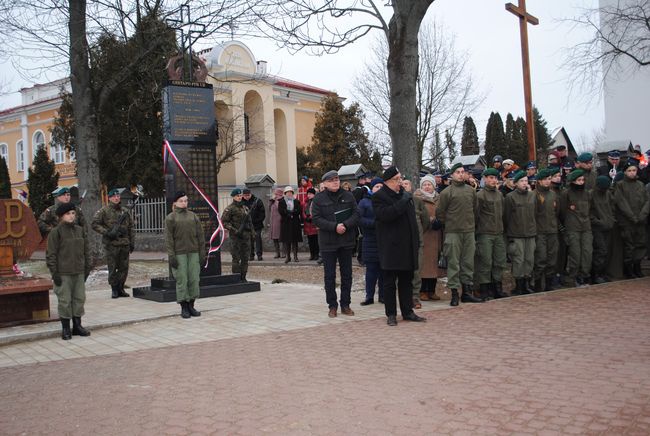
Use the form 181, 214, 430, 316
1, 279, 650, 434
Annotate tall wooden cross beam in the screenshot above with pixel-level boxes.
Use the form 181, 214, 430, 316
506, 0, 539, 161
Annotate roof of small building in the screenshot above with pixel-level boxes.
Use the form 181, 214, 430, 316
337, 164, 367, 178
451, 155, 486, 167
594, 140, 632, 154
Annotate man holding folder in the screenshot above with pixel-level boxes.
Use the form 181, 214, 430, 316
312, 170, 360, 318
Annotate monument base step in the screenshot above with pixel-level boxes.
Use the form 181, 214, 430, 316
133, 274, 260, 303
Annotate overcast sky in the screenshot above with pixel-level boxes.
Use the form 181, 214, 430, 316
0, 0, 602, 150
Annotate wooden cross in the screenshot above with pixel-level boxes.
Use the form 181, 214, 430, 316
506, 0, 539, 161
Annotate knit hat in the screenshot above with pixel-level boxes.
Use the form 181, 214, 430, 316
242, 188, 251, 194
596, 175, 610, 190
419, 174, 436, 189
173, 191, 187, 202
230, 188, 242, 197
625, 158, 640, 169
492, 155, 503, 163
482, 168, 500, 178
502, 159, 515, 166
513, 170, 526, 182
56, 202, 76, 217
382, 166, 400, 181
567, 169, 586, 183
536, 168, 552, 180
283, 185, 294, 194
450, 162, 464, 174
370, 177, 384, 188
321, 170, 339, 181
107, 188, 121, 197
577, 152, 593, 163
307, 188, 316, 195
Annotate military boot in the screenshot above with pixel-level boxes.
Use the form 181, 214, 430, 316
188, 299, 201, 317
534, 278, 543, 293
517, 278, 533, 294
623, 263, 635, 279
479, 283, 492, 301
293, 247, 299, 262
240, 272, 248, 283
111, 284, 119, 299
60, 318, 72, 340
72, 317, 91, 336
460, 284, 483, 303
450, 289, 459, 307
117, 282, 130, 298
544, 275, 556, 291
492, 282, 509, 299
180, 302, 191, 319
633, 262, 644, 278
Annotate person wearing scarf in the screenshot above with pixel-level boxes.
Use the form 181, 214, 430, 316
278, 186, 303, 263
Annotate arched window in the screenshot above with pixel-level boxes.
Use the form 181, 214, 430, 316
32, 130, 45, 158
0, 143, 7, 162
16, 140, 25, 171
50, 135, 65, 164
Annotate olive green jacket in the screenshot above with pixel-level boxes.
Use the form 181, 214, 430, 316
475, 185, 504, 235
614, 177, 650, 227
559, 184, 591, 232
505, 188, 537, 238
437, 180, 477, 233
38, 201, 86, 236
221, 201, 253, 238
91, 203, 134, 247
165, 208, 205, 258
46, 222, 89, 275
590, 188, 616, 231
534, 185, 559, 234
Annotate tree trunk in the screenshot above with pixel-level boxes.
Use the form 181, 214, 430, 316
69, 0, 103, 263
387, 0, 432, 180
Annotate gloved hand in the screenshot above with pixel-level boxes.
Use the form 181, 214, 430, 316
118, 227, 127, 237
106, 228, 119, 240
169, 255, 179, 269
129, 244, 135, 254
431, 218, 443, 231
52, 273, 62, 287
84, 268, 91, 282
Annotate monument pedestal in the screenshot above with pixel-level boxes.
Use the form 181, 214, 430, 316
133, 275, 260, 303
0, 277, 53, 326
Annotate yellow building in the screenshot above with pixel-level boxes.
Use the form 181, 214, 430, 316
0, 41, 330, 201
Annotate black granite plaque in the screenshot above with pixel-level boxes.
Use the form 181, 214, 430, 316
163, 81, 216, 144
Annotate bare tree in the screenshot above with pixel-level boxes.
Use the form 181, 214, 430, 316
563, 0, 650, 97
352, 22, 484, 168
255, 0, 435, 181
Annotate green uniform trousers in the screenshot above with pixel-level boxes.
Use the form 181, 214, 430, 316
230, 235, 251, 274
534, 233, 559, 280
592, 230, 611, 272
412, 240, 424, 297
565, 231, 593, 279
106, 244, 130, 286
476, 233, 507, 284
54, 273, 86, 319
508, 237, 536, 279
443, 232, 475, 289
620, 225, 647, 264
173, 252, 200, 302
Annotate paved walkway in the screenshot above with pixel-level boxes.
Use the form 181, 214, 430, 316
1, 277, 649, 434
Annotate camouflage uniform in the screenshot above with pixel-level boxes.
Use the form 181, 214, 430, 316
222, 200, 253, 280
91, 203, 134, 296
38, 201, 86, 236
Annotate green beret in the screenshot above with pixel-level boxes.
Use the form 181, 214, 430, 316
450, 162, 464, 174
230, 188, 242, 197
107, 188, 121, 197
482, 168, 500, 178
577, 152, 593, 163
513, 170, 526, 182
536, 168, 552, 180
567, 169, 586, 182
549, 167, 561, 176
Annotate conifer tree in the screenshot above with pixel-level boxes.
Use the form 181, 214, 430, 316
27, 147, 60, 218
460, 116, 479, 156
0, 157, 11, 199
484, 112, 505, 164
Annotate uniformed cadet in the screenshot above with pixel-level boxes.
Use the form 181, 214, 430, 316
475, 168, 508, 300
590, 175, 616, 283
533, 169, 560, 292
575, 152, 597, 191
38, 187, 86, 237
91, 188, 134, 299
165, 191, 204, 319
221, 188, 253, 282
505, 171, 537, 295
437, 162, 483, 306
559, 169, 592, 286
614, 161, 650, 278
46, 203, 91, 340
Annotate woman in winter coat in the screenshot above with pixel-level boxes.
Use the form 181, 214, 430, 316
279, 185, 303, 263
358, 177, 384, 305
302, 188, 320, 260
415, 175, 444, 301
268, 188, 283, 258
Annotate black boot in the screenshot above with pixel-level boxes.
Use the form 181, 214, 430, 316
293, 247, 299, 262
525, 278, 536, 293
493, 282, 508, 299
240, 272, 247, 283
623, 263, 635, 279
479, 283, 492, 301
534, 278, 543, 293
450, 289, 459, 306
517, 278, 533, 294
284, 245, 291, 264
273, 240, 281, 258
460, 284, 484, 303
117, 282, 130, 297
111, 284, 119, 299
72, 317, 91, 336
60, 318, 72, 340
633, 262, 644, 278
188, 299, 201, 317
544, 275, 556, 291
180, 301, 191, 319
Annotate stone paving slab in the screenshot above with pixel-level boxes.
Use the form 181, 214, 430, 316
0, 279, 649, 434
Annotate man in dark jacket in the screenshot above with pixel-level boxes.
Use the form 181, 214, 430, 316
242, 189, 266, 261
312, 170, 360, 318
372, 167, 426, 326
596, 150, 622, 182
591, 176, 616, 283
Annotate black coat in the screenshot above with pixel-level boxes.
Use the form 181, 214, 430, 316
311, 188, 359, 252
278, 198, 302, 243
371, 185, 419, 271
243, 195, 266, 230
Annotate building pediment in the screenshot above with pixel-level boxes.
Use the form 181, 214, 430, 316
206, 41, 257, 75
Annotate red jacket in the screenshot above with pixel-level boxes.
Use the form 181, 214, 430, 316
302, 198, 318, 236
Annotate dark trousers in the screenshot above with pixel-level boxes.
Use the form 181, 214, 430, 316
592, 229, 610, 273
307, 234, 319, 259
251, 228, 263, 257
321, 247, 353, 309
364, 261, 383, 301
382, 269, 414, 317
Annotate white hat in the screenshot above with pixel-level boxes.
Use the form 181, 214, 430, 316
502, 159, 515, 166
283, 185, 294, 194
